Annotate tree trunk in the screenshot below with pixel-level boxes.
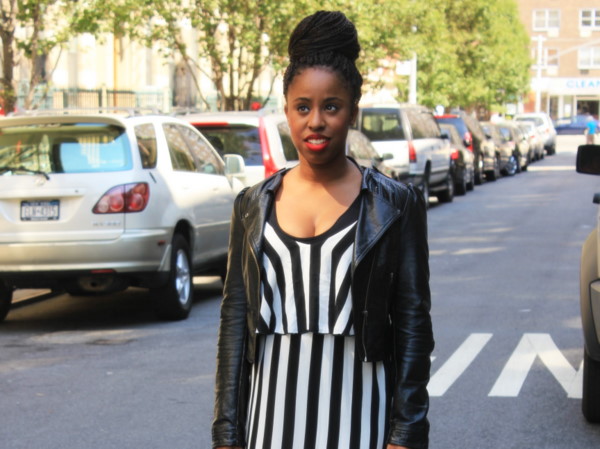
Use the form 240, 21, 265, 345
0, 26, 16, 114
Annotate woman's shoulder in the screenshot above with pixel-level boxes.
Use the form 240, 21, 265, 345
235, 169, 284, 208
363, 167, 425, 209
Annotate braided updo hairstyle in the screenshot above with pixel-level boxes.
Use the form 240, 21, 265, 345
283, 10, 363, 106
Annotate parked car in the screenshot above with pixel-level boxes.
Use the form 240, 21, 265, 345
0, 113, 246, 322
495, 121, 530, 172
554, 115, 596, 135
518, 120, 544, 161
435, 111, 496, 184
357, 104, 454, 206
575, 143, 600, 423
345, 129, 396, 178
514, 112, 557, 155
182, 110, 296, 186
439, 123, 475, 195
481, 121, 517, 177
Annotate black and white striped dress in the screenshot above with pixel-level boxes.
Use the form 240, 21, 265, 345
247, 197, 390, 449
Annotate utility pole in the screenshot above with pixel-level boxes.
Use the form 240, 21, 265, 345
531, 35, 546, 113
409, 53, 417, 104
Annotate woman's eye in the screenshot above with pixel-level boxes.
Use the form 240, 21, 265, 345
325, 104, 339, 112
297, 105, 309, 113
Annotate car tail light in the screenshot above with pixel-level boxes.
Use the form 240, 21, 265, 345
259, 118, 279, 177
450, 149, 460, 160
408, 140, 417, 163
93, 183, 149, 214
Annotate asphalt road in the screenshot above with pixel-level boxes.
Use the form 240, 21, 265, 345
2, 134, 600, 449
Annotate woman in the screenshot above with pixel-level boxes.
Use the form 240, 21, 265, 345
212, 11, 434, 449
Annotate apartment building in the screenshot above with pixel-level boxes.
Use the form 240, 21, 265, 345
517, 0, 600, 119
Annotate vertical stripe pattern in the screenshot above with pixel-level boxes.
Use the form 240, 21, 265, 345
247, 334, 389, 449
248, 198, 390, 449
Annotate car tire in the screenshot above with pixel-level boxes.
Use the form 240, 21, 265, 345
504, 155, 518, 176
466, 168, 475, 191
486, 157, 500, 181
455, 169, 467, 196
437, 171, 455, 203
582, 349, 600, 423
474, 153, 484, 185
0, 282, 13, 322
153, 234, 193, 321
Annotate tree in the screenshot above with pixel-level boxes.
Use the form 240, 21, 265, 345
412, 0, 531, 113
0, 0, 124, 113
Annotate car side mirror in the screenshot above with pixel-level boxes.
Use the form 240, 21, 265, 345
576, 145, 600, 175
224, 154, 246, 176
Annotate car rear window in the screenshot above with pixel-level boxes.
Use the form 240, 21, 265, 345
359, 109, 406, 141
193, 124, 263, 166
0, 122, 132, 175
516, 117, 544, 126
436, 116, 468, 138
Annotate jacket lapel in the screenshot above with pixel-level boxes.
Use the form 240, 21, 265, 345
354, 170, 402, 267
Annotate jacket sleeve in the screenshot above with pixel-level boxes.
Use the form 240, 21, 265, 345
212, 188, 251, 448
387, 185, 434, 449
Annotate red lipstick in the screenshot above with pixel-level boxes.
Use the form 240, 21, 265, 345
305, 134, 330, 151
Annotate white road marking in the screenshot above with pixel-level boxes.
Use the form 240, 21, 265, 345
428, 333, 492, 397
488, 333, 582, 398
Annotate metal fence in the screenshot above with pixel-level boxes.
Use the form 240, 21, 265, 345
18, 87, 171, 113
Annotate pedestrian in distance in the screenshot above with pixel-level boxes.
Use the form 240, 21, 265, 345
583, 106, 598, 145
212, 10, 434, 449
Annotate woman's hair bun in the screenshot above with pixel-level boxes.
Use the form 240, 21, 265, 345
288, 10, 360, 63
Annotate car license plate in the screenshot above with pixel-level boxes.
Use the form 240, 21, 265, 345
20, 200, 60, 221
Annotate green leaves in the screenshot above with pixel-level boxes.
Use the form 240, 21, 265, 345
0, 0, 531, 113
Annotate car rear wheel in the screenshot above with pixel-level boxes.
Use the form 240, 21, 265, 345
474, 153, 484, 185
0, 282, 13, 322
455, 168, 467, 196
486, 156, 500, 181
153, 234, 193, 321
437, 171, 455, 203
466, 168, 475, 191
582, 349, 600, 423
503, 155, 518, 176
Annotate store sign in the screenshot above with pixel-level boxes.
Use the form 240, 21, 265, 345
539, 77, 600, 94
565, 79, 600, 89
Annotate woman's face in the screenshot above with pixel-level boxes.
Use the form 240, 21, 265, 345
285, 67, 358, 168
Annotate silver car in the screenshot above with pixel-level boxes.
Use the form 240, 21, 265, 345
576, 143, 600, 423
0, 113, 245, 321
514, 112, 557, 155
356, 105, 454, 206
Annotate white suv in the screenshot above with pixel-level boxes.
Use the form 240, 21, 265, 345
356, 105, 454, 206
0, 113, 245, 321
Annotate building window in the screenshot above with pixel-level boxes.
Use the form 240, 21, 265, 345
581, 9, 600, 29
533, 9, 560, 31
578, 47, 600, 69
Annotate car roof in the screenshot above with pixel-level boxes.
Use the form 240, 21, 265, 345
180, 110, 283, 126
0, 113, 132, 127
0, 113, 193, 128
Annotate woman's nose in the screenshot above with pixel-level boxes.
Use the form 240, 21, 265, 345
308, 109, 325, 130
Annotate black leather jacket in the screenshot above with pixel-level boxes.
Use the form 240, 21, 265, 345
213, 165, 434, 449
